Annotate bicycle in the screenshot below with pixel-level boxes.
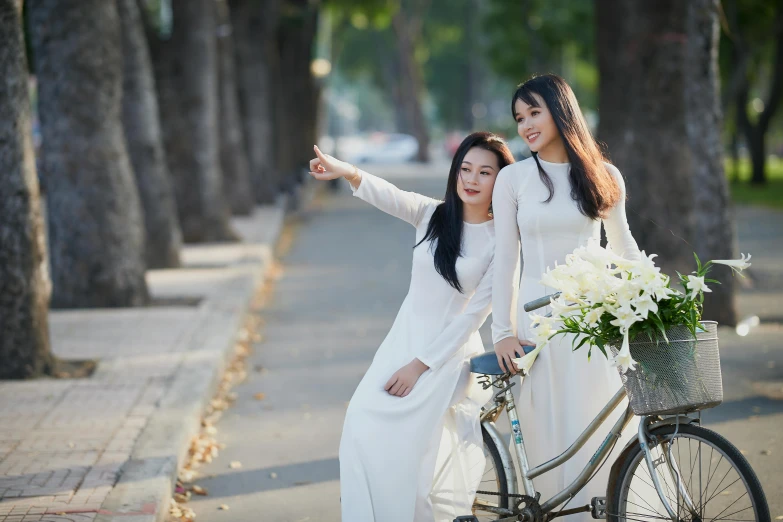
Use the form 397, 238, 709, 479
458, 294, 769, 522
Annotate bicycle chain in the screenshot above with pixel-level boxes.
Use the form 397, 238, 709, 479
475, 490, 532, 499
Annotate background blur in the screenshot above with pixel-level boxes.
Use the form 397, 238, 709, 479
1, 0, 781, 520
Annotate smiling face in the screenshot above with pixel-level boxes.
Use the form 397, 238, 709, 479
456, 147, 501, 209
514, 94, 563, 157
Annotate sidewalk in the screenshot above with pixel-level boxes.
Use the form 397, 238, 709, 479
0, 194, 296, 522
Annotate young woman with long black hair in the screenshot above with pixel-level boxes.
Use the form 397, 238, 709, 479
308, 132, 514, 521
491, 74, 641, 518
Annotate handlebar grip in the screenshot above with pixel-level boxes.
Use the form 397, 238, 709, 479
523, 293, 560, 312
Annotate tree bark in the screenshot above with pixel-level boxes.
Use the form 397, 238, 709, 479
276, 0, 320, 192
149, 0, 237, 242
0, 0, 54, 378
230, 0, 280, 203
597, 0, 737, 325
685, 0, 737, 325
216, 0, 255, 215
391, 5, 430, 162
118, 0, 183, 268
29, 0, 150, 308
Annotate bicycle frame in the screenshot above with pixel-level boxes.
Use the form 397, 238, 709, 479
479, 375, 635, 517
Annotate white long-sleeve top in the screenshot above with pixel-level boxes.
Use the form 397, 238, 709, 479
350, 171, 495, 370
491, 156, 640, 344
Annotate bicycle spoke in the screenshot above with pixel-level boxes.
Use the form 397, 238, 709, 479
700, 452, 727, 512
624, 495, 669, 519
709, 490, 752, 521
700, 475, 743, 510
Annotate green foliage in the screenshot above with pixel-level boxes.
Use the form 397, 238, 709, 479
727, 157, 783, 208
482, 0, 597, 109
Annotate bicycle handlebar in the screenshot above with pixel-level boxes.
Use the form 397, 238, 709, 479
523, 292, 561, 313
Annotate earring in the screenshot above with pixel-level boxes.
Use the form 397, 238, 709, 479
488, 203, 494, 218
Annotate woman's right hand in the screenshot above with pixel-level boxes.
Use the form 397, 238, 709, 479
308, 145, 355, 181
494, 337, 535, 375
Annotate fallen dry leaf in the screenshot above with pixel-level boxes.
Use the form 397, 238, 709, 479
774, 516, 783, 520
270, 472, 278, 479
761, 449, 772, 455
254, 392, 266, 400
229, 461, 242, 469
219, 504, 230, 511
192, 485, 208, 496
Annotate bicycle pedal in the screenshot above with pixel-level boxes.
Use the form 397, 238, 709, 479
453, 517, 479, 522
590, 496, 607, 519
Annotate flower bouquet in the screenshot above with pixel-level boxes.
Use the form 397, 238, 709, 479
513, 240, 751, 415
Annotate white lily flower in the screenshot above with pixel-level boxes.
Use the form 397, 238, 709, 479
610, 304, 642, 330
631, 294, 658, 319
685, 275, 711, 300
584, 307, 604, 327
711, 253, 752, 275
610, 330, 637, 373
512, 341, 546, 375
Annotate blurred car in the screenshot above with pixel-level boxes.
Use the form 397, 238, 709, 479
322, 132, 420, 164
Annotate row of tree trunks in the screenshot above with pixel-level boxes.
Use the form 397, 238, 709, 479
149, 0, 237, 242
275, 0, 321, 193
118, 0, 183, 268
29, 0, 150, 308
391, 5, 430, 162
0, 0, 54, 378
216, 0, 255, 215
597, 0, 736, 325
230, 0, 280, 203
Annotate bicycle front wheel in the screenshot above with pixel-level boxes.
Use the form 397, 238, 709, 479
608, 423, 769, 521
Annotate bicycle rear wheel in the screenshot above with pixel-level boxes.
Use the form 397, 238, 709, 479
608, 423, 769, 521
472, 424, 510, 521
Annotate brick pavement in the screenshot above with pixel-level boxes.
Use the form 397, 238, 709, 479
0, 201, 289, 522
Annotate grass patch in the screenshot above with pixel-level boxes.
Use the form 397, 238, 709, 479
726, 156, 783, 209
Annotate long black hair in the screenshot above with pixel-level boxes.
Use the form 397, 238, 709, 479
512, 74, 620, 219
414, 132, 514, 293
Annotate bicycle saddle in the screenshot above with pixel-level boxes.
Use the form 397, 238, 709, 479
469, 346, 536, 375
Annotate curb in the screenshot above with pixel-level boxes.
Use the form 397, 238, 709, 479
94, 198, 288, 522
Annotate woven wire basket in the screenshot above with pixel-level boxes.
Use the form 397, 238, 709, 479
609, 321, 723, 416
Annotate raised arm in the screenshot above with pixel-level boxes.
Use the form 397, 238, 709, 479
491, 166, 521, 345
416, 257, 494, 371
309, 145, 436, 227
603, 164, 641, 261
350, 171, 437, 227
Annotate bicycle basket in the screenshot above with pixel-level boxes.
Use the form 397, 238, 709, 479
609, 321, 723, 416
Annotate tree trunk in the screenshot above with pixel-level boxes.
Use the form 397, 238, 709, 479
597, 0, 696, 280
0, 0, 54, 378
118, 0, 183, 268
230, 0, 280, 203
149, 0, 237, 242
276, 0, 320, 192
598, 0, 737, 325
685, 0, 737, 326
29, 0, 150, 308
729, 128, 740, 183
216, 0, 255, 215
748, 127, 766, 186
391, 8, 430, 162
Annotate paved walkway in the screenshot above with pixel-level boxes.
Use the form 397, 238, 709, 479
0, 202, 286, 522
